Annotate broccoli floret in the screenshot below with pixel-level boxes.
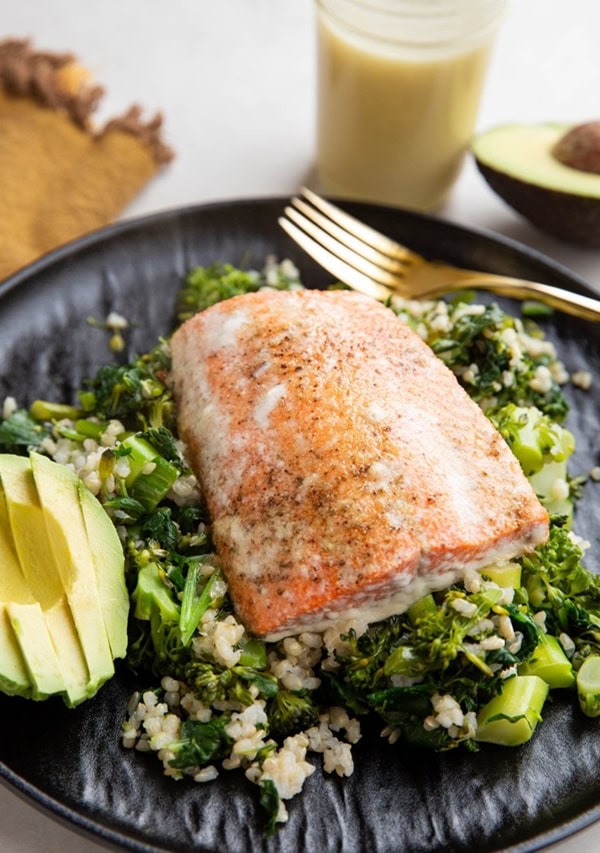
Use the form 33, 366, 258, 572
176, 263, 262, 322
79, 340, 173, 430
267, 689, 320, 739
175, 260, 302, 323
520, 519, 600, 662
487, 403, 575, 519
182, 661, 232, 704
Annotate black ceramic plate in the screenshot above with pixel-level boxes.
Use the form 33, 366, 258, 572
1, 199, 599, 853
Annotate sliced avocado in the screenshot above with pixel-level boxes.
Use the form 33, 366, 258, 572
472, 122, 600, 246
0, 607, 31, 698
78, 478, 129, 659
30, 452, 115, 691
0, 454, 91, 705
0, 480, 62, 699
7, 603, 68, 700
0, 485, 34, 698
0, 455, 63, 609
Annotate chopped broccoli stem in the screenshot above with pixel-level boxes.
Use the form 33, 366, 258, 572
487, 404, 575, 520
74, 418, 109, 439
120, 434, 179, 510
238, 638, 268, 669
521, 300, 554, 318
518, 632, 575, 688
482, 562, 522, 589
29, 400, 81, 421
529, 461, 572, 522
408, 594, 437, 625
576, 656, 600, 717
133, 562, 180, 624
475, 675, 549, 745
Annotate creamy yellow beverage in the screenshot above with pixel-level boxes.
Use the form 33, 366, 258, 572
316, 11, 497, 211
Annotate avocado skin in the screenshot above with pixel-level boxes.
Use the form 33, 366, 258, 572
475, 161, 600, 247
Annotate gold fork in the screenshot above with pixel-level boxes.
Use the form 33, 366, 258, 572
279, 187, 600, 322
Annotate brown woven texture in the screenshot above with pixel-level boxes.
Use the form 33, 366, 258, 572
0, 39, 174, 280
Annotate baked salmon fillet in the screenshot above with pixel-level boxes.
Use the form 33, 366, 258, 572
170, 289, 549, 639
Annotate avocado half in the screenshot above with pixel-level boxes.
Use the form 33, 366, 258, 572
472, 123, 600, 247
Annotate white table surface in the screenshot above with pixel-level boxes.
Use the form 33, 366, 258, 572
1, 1, 600, 851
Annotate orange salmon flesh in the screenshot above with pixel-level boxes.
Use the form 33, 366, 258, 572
170, 289, 549, 639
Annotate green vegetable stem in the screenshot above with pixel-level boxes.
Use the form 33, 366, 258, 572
576, 656, 600, 717
476, 675, 549, 746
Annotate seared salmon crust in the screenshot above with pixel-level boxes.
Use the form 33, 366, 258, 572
170, 290, 549, 638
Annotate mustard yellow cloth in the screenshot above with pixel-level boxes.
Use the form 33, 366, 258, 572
0, 39, 174, 281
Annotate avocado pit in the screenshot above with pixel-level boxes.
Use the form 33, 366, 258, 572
472, 121, 600, 247
552, 121, 600, 175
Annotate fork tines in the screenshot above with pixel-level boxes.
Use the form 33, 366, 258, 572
279, 188, 412, 302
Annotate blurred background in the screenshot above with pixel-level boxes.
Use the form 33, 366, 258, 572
3, 0, 600, 285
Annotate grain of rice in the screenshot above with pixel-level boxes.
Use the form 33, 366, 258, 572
194, 766, 219, 783
2, 396, 17, 419
571, 370, 592, 390
451, 598, 477, 616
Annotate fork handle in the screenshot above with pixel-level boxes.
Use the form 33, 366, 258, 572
422, 275, 600, 323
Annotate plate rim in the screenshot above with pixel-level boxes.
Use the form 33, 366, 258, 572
0, 196, 599, 853
0, 195, 596, 300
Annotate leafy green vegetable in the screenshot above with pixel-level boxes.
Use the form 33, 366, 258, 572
259, 779, 281, 837
0, 409, 50, 450
169, 716, 233, 768
327, 581, 558, 750
138, 426, 186, 472
176, 263, 262, 321
79, 340, 173, 430
391, 299, 568, 420
140, 508, 180, 551
179, 565, 221, 646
